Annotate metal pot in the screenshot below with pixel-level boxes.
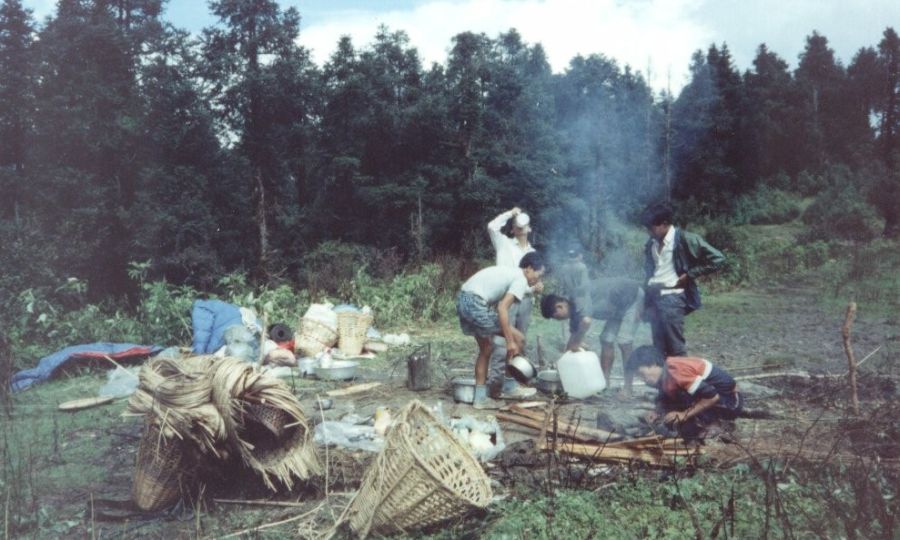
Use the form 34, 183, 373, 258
313, 360, 359, 381
535, 369, 562, 395
451, 377, 476, 404
297, 357, 317, 377
507, 355, 536, 383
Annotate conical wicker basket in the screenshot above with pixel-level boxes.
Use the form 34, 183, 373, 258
337, 312, 373, 356
295, 317, 338, 357
346, 400, 492, 537
131, 422, 186, 512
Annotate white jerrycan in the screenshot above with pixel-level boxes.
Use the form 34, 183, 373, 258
557, 350, 606, 399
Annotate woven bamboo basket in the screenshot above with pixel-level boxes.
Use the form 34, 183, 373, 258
131, 422, 186, 512
336, 312, 373, 356
346, 400, 492, 537
295, 317, 338, 357
245, 402, 289, 437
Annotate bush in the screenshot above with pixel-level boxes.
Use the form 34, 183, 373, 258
350, 263, 457, 326
299, 241, 375, 299
802, 185, 883, 242
732, 186, 802, 225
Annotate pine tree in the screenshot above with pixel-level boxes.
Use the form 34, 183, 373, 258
0, 0, 35, 222
30, 0, 155, 298
201, 0, 307, 279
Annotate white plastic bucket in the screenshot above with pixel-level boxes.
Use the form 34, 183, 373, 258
557, 351, 606, 399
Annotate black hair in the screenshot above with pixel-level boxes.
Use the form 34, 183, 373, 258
625, 345, 665, 374
640, 202, 673, 228
501, 215, 516, 238
540, 294, 569, 319
519, 251, 544, 271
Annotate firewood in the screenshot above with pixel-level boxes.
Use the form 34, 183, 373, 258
508, 405, 623, 441
498, 409, 623, 442
556, 440, 701, 466
325, 382, 381, 397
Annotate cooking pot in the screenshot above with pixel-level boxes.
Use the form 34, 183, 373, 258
507, 355, 536, 383
451, 377, 476, 403
313, 360, 359, 381
535, 369, 562, 395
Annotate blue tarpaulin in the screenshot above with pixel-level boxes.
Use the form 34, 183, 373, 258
191, 299, 244, 354
11, 343, 162, 392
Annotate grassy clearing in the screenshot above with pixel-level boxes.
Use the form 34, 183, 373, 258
1, 224, 897, 537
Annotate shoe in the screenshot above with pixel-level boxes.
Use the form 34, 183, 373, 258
472, 397, 504, 410
500, 385, 537, 400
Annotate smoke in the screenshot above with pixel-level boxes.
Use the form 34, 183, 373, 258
537, 55, 665, 283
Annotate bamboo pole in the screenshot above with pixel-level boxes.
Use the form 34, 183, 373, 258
841, 302, 859, 415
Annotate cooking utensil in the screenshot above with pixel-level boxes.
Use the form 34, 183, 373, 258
535, 370, 563, 395
297, 357, 317, 376
313, 360, 359, 381
507, 355, 536, 383
451, 377, 476, 404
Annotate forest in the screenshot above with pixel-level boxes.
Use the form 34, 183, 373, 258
0, 2, 899, 537
1, 1, 897, 303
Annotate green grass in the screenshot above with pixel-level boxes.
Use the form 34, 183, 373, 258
405, 465, 895, 540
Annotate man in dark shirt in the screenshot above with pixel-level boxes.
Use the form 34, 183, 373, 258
541, 277, 643, 392
625, 346, 742, 438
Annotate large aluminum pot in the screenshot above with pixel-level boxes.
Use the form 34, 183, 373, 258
507, 355, 536, 383
451, 377, 476, 403
535, 369, 562, 395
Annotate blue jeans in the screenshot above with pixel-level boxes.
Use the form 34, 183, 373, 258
648, 292, 687, 357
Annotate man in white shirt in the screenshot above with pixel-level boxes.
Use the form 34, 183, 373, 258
641, 203, 725, 357
486, 207, 541, 399
457, 252, 545, 409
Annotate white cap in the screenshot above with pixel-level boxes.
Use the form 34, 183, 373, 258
514, 213, 530, 228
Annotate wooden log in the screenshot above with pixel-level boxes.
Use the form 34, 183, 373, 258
735, 371, 810, 381
325, 382, 381, 397
500, 401, 546, 411
842, 302, 860, 415
555, 441, 691, 466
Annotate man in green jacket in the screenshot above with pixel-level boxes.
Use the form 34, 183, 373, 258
641, 203, 725, 357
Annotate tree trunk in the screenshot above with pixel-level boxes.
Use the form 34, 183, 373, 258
255, 169, 270, 279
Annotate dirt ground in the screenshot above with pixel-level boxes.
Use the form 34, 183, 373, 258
6, 284, 898, 538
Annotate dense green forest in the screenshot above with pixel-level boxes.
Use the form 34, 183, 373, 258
0, 1, 898, 340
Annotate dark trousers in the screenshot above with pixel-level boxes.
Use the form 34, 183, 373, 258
648, 292, 687, 357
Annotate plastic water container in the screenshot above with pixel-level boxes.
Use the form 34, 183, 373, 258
557, 351, 606, 398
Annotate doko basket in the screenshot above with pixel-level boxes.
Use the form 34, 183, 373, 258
295, 317, 338, 357
131, 422, 186, 512
346, 400, 492, 537
336, 311, 373, 356
245, 402, 289, 437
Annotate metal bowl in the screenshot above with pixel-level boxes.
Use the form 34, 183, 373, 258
507, 355, 536, 383
313, 360, 359, 381
451, 377, 476, 404
535, 369, 563, 395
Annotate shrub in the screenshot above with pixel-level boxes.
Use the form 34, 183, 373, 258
350, 263, 456, 326
732, 186, 802, 225
802, 185, 883, 242
299, 241, 375, 299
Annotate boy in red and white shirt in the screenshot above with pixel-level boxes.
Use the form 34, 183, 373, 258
626, 346, 742, 438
